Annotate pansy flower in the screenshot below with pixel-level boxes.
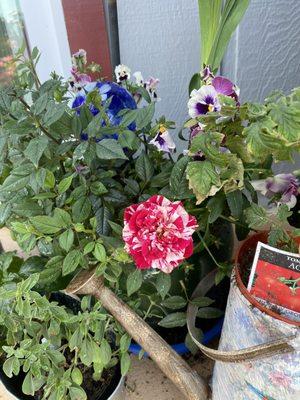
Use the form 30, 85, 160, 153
145, 77, 160, 102
212, 76, 240, 102
71, 81, 137, 139
188, 85, 221, 118
133, 71, 144, 86
201, 66, 214, 84
115, 64, 131, 83
251, 173, 299, 209
69, 67, 91, 92
71, 49, 87, 69
150, 125, 176, 153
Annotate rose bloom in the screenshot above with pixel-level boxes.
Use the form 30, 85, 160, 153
122, 195, 198, 273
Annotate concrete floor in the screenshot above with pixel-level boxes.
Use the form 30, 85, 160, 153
0, 228, 214, 399
0, 354, 213, 400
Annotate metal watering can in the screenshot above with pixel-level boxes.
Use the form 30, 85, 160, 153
67, 235, 300, 400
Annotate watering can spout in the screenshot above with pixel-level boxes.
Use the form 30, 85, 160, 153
66, 269, 210, 400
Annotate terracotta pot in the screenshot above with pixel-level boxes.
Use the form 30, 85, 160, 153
235, 231, 300, 327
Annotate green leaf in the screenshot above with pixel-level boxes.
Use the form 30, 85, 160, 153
158, 312, 187, 328
72, 116, 82, 136
69, 386, 87, 400
93, 243, 106, 262
135, 103, 155, 130
53, 208, 72, 227
90, 181, 108, 195
108, 221, 123, 236
244, 117, 283, 161
120, 352, 131, 376
32, 93, 48, 115
162, 296, 187, 310
72, 197, 92, 222
44, 101, 66, 126
207, 192, 225, 223
135, 153, 154, 182
44, 169, 55, 188
190, 296, 214, 307
83, 242, 95, 255
169, 156, 191, 199
96, 139, 128, 160
0, 203, 11, 224
120, 334, 131, 353
197, 307, 223, 319
189, 72, 201, 94
185, 332, 201, 355
99, 339, 112, 366
3, 357, 14, 378
244, 204, 268, 229
31, 215, 62, 234
62, 250, 82, 276
13, 199, 43, 218
71, 368, 83, 386
39, 256, 64, 285
22, 372, 35, 396
198, 0, 222, 66
127, 269, 143, 296
186, 160, 221, 204
269, 101, 300, 142
118, 130, 139, 150
156, 273, 171, 300
207, 0, 250, 71
58, 175, 73, 194
226, 190, 243, 218
58, 229, 74, 252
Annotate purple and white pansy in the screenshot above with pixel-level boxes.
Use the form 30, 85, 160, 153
150, 125, 176, 153
188, 66, 239, 118
188, 85, 221, 118
251, 173, 300, 209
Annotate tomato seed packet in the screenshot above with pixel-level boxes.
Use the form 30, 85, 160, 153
247, 242, 300, 313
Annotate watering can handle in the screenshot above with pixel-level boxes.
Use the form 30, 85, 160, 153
187, 270, 297, 363
66, 269, 210, 400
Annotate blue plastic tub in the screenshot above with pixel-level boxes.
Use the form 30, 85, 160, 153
129, 317, 224, 356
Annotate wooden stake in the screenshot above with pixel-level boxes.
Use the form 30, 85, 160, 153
66, 269, 210, 400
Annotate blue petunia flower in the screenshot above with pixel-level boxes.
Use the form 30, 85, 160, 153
72, 81, 137, 140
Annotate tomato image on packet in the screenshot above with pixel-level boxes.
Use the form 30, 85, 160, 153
247, 242, 300, 313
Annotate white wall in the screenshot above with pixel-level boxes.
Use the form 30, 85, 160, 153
20, 0, 71, 81
117, 0, 200, 140
118, 0, 300, 146
222, 0, 300, 103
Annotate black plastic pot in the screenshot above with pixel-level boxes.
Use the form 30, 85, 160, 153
0, 292, 125, 400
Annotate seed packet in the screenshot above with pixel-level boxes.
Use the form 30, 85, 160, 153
247, 242, 300, 313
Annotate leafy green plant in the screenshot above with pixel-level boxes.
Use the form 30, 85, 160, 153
190, 0, 249, 92
0, 272, 130, 399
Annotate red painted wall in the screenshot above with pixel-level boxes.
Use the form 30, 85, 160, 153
61, 0, 112, 79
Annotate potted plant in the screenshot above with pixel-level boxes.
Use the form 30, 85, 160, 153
0, 47, 175, 398
0, 45, 217, 398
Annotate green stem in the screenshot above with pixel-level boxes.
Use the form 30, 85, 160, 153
196, 231, 221, 268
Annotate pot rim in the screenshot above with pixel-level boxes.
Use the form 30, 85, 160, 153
0, 368, 125, 400
235, 231, 300, 327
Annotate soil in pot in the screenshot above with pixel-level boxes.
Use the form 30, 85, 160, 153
0, 292, 122, 400
0, 363, 122, 400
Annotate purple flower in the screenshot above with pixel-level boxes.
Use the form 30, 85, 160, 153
145, 77, 160, 101
212, 76, 239, 102
201, 66, 214, 83
252, 173, 299, 208
71, 49, 87, 69
150, 126, 176, 153
188, 85, 221, 118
